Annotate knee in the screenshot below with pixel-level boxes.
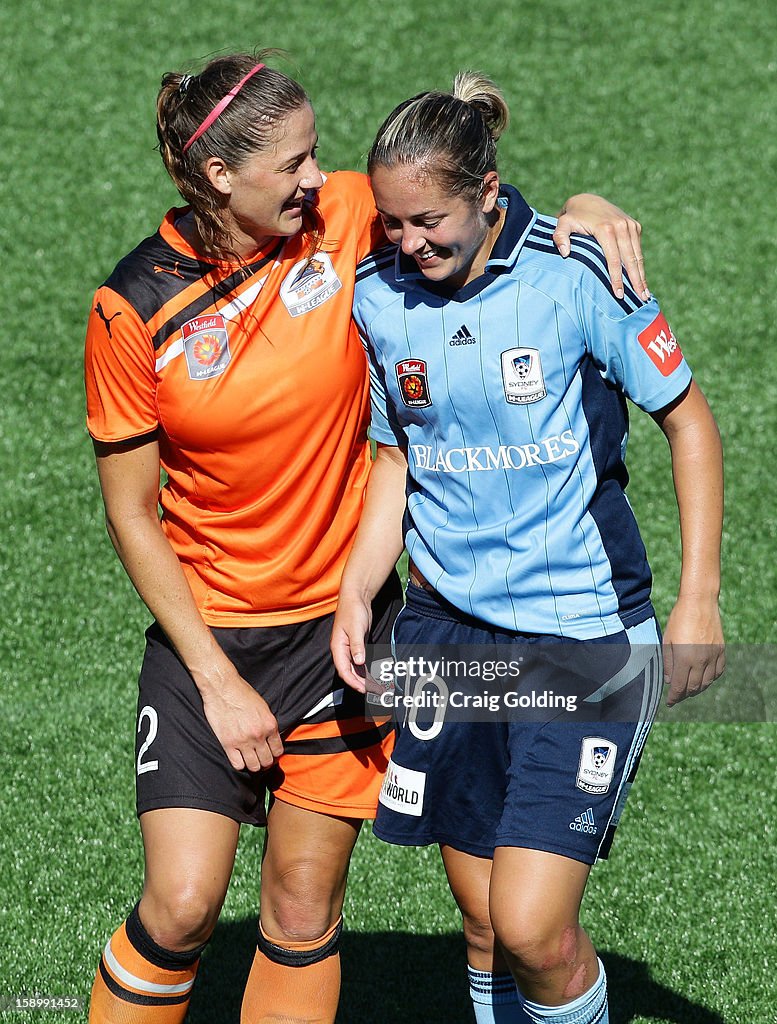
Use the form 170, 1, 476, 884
261, 862, 339, 942
140, 883, 222, 951
461, 910, 497, 960
493, 916, 582, 981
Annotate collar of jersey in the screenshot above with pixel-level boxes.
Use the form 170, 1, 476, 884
393, 184, 536, 302
159, 207, 289, 267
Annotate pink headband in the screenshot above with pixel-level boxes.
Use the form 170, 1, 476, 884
182, 62, 266, 153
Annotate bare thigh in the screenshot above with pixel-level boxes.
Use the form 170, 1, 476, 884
259, 799, 361, 941
138, 807, 240, 951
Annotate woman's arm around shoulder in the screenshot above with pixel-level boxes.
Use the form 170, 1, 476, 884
555, 193, 650, 302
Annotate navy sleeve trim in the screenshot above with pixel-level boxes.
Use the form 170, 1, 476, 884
524, 236, 641, 315
355, 244, 396, 284
528, 223, 644, 311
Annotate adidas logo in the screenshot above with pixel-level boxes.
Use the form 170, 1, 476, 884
569, 808, 598, 834
449, 324, 477, 346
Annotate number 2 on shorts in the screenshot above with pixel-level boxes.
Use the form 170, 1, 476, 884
137, 705, 159, 775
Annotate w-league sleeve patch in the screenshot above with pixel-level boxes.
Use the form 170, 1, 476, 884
183, 314, 231, 380
396, 359, 432, 408
638, 312, 683, 376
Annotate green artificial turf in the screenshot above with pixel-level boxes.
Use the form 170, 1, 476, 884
1, 0, 776, 1020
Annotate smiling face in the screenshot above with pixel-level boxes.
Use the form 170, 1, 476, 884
205, 102, 323, 257
370, 164, 502, 290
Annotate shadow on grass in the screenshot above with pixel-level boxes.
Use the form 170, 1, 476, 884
187, 919, 724, 1024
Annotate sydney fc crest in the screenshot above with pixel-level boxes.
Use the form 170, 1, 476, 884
501, 347, 546, 404
576, 737, 618, 795
396, 359, 432, 408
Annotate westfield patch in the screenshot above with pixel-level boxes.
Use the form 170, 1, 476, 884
182, 314, 231, 380
396, 359, 432, 408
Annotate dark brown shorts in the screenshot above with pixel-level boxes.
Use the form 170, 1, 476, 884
134, 576, 401, 826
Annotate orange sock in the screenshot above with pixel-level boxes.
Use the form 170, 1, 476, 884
88, 905, 205, 1024
240, 917, 343, 1024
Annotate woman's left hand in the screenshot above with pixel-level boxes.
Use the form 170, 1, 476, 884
662, 594, 726, 705
331, 593, 374, 693
555, 193, 649, 302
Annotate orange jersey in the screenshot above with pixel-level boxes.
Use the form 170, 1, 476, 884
85, 171, 383, 626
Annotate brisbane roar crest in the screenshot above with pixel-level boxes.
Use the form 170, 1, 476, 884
395, 359, 432, 408
280, 253, 341, 317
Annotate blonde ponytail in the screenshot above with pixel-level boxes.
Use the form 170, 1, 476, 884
368, 71, 511, 201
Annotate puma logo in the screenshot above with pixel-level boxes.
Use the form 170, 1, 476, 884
95, 301, 122, 338
153, 261, 184, 279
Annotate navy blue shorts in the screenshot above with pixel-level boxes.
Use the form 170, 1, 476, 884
373, 582, 662, 864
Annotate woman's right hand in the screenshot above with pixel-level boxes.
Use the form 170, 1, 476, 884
197, 666, 283, 771
94, 436, 283, 772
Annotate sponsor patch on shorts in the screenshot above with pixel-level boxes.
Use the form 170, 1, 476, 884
378, 758, 426, 816
576, 736, 617, 794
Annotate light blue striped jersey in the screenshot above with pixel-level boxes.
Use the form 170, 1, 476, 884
353, 185, 692, 638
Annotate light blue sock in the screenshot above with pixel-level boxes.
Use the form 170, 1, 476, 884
522, 959, 608, 1024
467, 966, 531, 1023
